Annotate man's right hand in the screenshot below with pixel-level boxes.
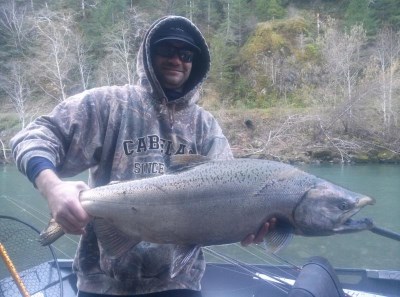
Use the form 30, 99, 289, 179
35, 169, 91, 235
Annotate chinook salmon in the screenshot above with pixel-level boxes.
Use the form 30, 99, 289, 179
39, 156, 375, 256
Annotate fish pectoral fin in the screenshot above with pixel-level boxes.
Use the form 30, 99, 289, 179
168, 154, 211, 172
94, 218, 141, 258
263, 222, 294, 254
171, 245, 202, 278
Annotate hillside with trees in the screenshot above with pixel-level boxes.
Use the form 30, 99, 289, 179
1, 0, 400, 163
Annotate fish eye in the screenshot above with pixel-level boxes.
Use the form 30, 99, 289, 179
338, 202, 349, 210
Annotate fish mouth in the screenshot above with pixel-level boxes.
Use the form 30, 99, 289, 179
333, 196, 375, 233
333, 218, 374, 233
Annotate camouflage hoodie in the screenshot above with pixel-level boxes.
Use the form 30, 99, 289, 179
11, 16, 232, 294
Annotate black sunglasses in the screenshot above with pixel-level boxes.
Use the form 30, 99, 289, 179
154, 44, 195, 63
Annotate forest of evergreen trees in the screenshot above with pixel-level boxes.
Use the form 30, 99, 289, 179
1, 0, 400, 161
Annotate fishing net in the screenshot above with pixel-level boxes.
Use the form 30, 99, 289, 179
0, 216, 62, 297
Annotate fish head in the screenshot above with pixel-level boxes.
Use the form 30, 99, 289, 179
292, 180, 375, 236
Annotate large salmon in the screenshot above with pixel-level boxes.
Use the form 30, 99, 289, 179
39, 156, 374, 256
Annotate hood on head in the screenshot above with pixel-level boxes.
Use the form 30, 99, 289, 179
136, 15, 210, 104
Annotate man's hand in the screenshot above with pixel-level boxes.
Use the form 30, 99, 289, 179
35, 169, 91, 235
241, 218, 277, 246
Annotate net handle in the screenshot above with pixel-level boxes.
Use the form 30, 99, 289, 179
0, 243, 31, 297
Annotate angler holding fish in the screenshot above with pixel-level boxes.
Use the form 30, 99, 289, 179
10, 15, 273, 297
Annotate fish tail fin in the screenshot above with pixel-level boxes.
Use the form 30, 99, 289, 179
171, 245, 202, 278
263, 222, 294, 254
39, 218, 65, 246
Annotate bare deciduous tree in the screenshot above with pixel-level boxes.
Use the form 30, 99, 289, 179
320, 19, 366, 133
0, 138, 9, 160
105, 22, 134, 85
0, 0, 30, 50
0, 0, 35, 129
374, 27, 400, 132
34, 9, 76, 101
74, 31, 92, 91
98, 9, 146, 86
0, 61, 31, 129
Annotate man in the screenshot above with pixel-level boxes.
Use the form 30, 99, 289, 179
11, 16, 274, 296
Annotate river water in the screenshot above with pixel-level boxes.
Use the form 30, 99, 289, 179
0, 163, 399, 270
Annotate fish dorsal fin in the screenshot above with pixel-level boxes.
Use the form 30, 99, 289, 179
171, 245, 202, 278
93, 218, 141, 258
168, 154, 211, 172
263, 221, 294, 254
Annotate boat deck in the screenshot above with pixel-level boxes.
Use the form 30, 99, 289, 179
1, 259, 399, 297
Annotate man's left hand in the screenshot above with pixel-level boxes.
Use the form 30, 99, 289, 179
241, 218, 277, 246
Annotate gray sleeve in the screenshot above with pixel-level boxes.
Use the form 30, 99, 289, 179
10, 91, 106, 178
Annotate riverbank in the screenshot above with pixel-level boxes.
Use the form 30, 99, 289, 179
1, 107, 399, 165
211, 108, 400, 165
